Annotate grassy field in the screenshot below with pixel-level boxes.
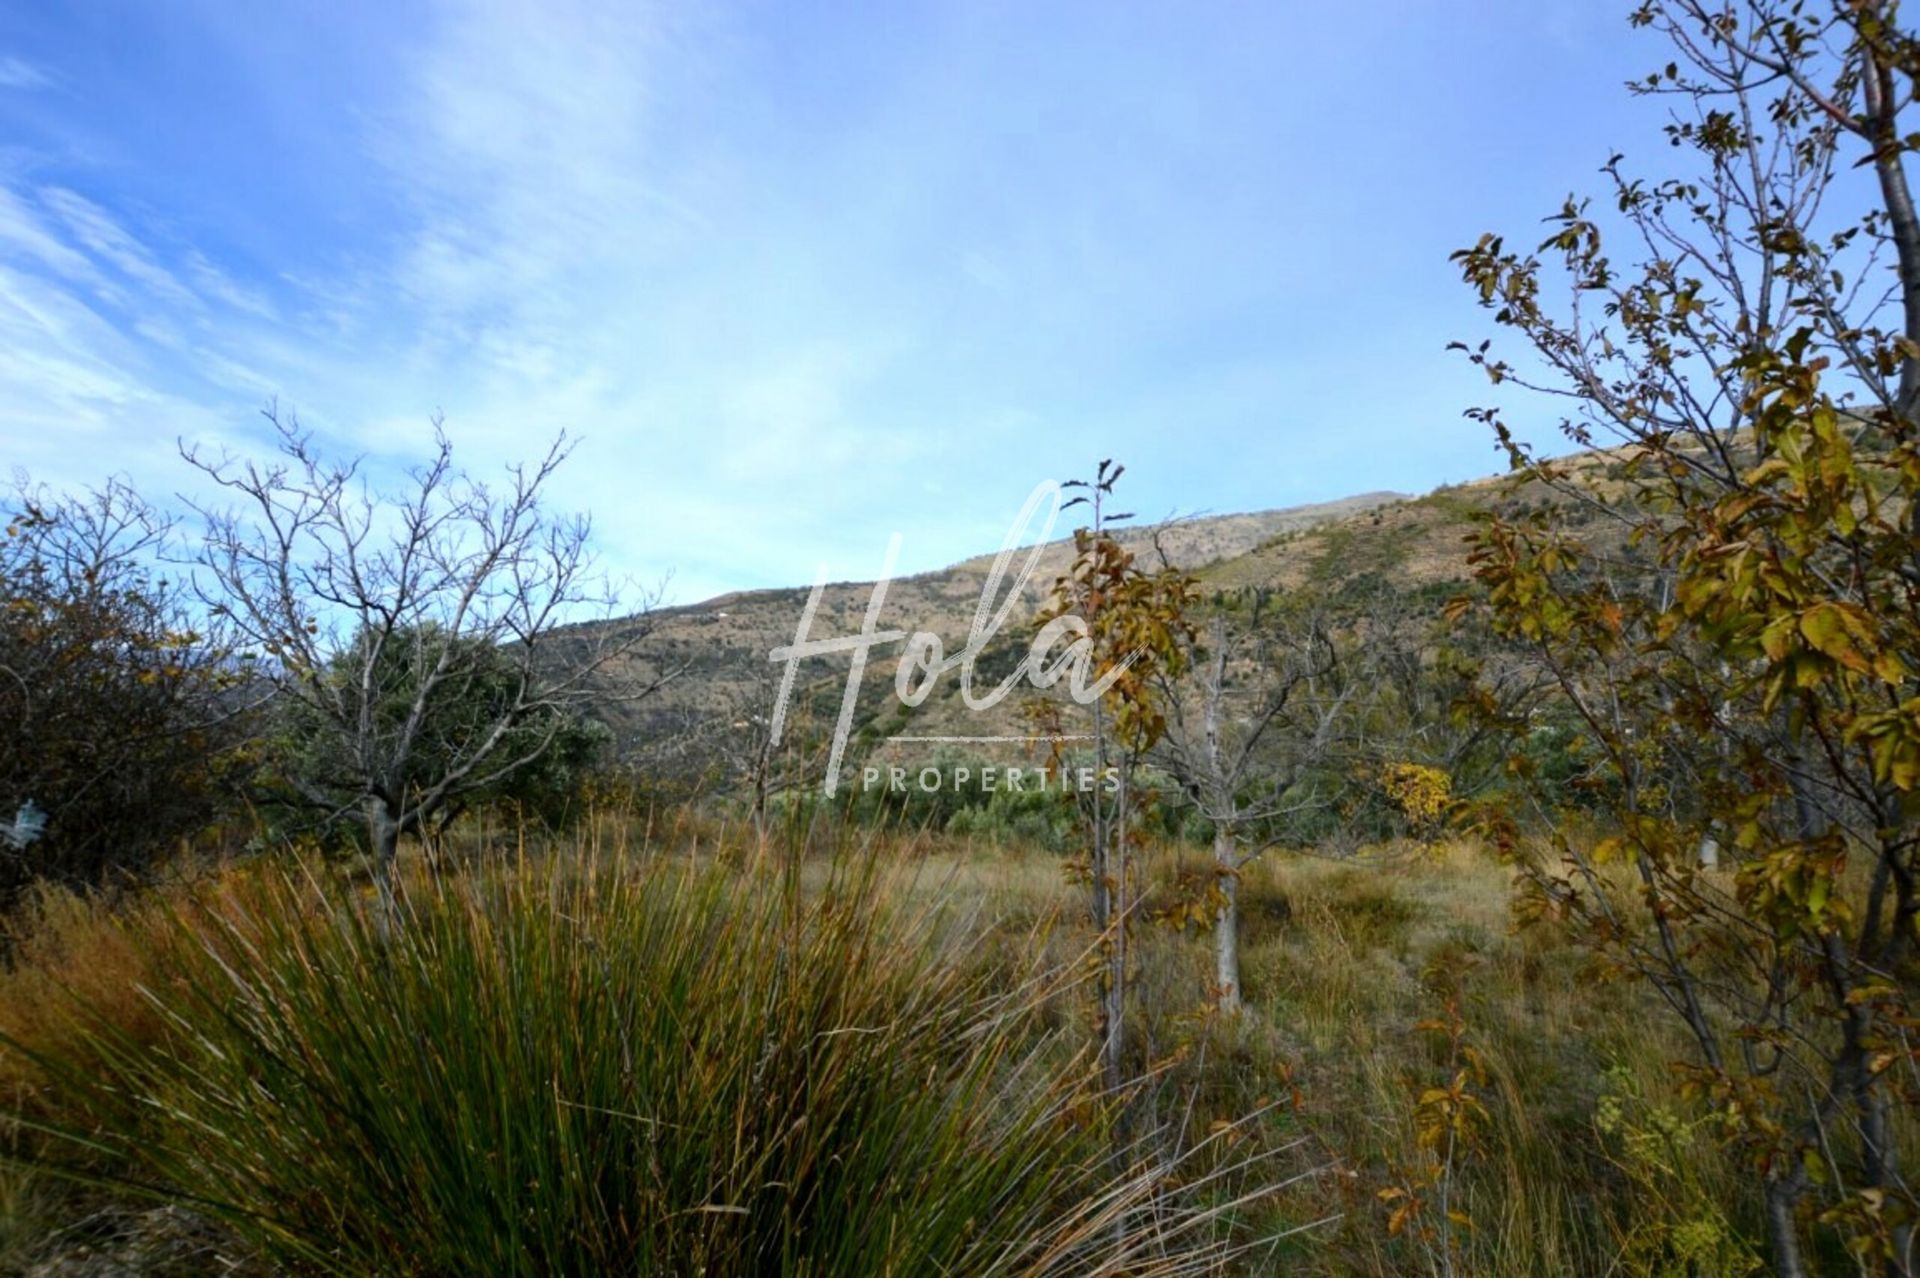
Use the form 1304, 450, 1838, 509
0, 813, 1765, 1275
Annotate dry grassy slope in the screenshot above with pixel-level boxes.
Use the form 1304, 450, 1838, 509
581, 469, 1585, 777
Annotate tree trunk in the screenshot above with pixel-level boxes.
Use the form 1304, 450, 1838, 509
366, 794, 401, 946
1863, 50, 1920, 417
750, 735, 773, 842
1102, 760, 1128, 1097
1860, 1080, 1912, 1277
1764, 1173, 1808, 1278
1214, 826, 1241, 1012
1087, 701, 1123, 1097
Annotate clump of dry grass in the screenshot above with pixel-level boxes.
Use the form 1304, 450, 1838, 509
0, 883, 180, 1099
0, 835, 1310, 1276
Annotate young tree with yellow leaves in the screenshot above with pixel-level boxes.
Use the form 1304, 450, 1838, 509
1454, 2, 1920, 1270
1032, 461, 1197, 1096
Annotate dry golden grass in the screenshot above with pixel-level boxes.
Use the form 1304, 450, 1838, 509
0, 884, 180, 1100
0, 822, 1769, 1276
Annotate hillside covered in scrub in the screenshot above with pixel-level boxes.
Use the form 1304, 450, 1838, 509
590, 463, 1619, 795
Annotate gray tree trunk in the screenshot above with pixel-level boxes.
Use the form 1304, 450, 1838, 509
1764, 1174, 1807, 1278
1214, 826, 1241, 1012
366, 794, 401, 945
1087, 700, 1123, 1097
1102, 761, 1128, 1097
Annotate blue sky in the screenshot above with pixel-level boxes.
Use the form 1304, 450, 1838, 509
0, 1, 1664, 604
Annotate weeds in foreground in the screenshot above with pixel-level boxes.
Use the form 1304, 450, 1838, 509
0, 827, 1799, 1275
3, 844, 1304, 1276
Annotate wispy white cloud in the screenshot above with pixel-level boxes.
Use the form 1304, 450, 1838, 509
369, 1, 697, 342
184, 251, 277, 321
0, 0, 1643, 605
40, 189, 198, 309
0, 56, 50, 91
0, 186, 99, 284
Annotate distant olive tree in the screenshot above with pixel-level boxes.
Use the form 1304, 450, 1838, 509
186, 409, 658, 928
265, 623, 615, 857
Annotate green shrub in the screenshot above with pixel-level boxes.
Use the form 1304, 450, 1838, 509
0, 481, 241, 909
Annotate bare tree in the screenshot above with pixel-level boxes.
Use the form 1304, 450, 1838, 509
1347, 590, 1541, 804
623, 648, 839, 836
185, 408, 660, 930
719, 661, 787, 838
1154, 596, 1350, 1011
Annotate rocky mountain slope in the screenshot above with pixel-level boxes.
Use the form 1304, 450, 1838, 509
580, 462, 1596, 791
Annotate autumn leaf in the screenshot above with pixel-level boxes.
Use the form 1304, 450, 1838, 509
1799, 601, 1875, 674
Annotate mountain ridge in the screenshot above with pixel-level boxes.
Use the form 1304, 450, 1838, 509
581, 480, 1539, 783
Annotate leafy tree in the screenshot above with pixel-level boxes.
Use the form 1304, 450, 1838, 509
1031, 461, 1197, 1096
0, 479, 238, 909
1453, 2, 1920, 1269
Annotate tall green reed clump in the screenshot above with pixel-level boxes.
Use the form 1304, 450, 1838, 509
11, 847, 1275, 1275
